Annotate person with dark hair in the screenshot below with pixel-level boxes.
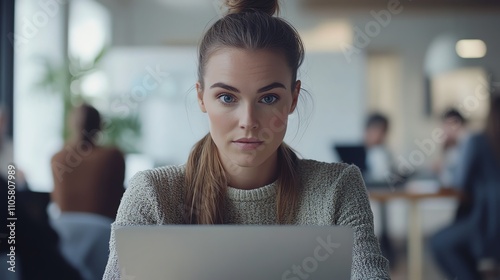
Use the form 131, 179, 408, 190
366, 113, 389, 132
364, 113, 393, 183
50, 104, 126, 280
103, 1, 390, 279
442, 108, 466, 126
51, 103, 125, 219
431, 95, 500, 279
434, 108, 469, 186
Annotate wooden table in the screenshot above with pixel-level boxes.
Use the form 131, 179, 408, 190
369, 188, 461, 280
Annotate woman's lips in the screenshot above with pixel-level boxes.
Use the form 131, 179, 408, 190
232, 139, 264, 150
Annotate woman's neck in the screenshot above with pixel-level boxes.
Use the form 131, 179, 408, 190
222, 152, 278, 190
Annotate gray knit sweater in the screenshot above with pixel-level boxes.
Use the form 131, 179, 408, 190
103, 159, 390, 279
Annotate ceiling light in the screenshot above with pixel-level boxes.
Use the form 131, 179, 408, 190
300, 21, 353, 52
455, 39, 487, 59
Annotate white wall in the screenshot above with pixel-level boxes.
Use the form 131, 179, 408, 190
100, 47, 207, 167
96, 0, 500, 166
14, 0, 66, 192
288, 52, 366, 162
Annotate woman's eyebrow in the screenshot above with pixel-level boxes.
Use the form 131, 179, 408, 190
257, 82, 286, 93
209, 82, 286, 93
210, 82, 240, 93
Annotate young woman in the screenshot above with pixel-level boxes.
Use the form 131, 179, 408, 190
103, 1, 390, 279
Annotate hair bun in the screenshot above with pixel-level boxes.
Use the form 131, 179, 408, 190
226, 0, 279, 16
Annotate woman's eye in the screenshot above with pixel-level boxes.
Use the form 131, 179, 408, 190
261, 95, 279, 104
218, 94, 235, 104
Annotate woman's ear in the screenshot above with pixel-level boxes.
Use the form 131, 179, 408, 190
290, 80, 301, 114
196, 82, 207, 113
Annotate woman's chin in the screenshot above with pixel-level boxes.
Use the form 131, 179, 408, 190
220, 147, 277, 171
231, 158, 261, 168
226, 154, 267, 169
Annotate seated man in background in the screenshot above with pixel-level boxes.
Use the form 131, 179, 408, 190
433, 108, 469, 187
362, 113, 396, 267
364, 113, 394, 184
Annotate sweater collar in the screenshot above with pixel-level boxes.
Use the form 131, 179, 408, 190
226, 180, 278, 202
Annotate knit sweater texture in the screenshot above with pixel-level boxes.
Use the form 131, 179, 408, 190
103, 159, 390, 279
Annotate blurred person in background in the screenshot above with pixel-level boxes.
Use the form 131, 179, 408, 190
0, 107, 27, 188
363, 113, 396, 267
431, 94, 500, 280
433, 108, 469, 187
50, 103, 125, 220
0, 106, 82, 280
50, 103, 125, 280
364, 113, 394, 184
0, 106, 13, 176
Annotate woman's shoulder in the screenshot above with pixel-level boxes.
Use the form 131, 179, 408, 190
129, 164, 186, 191
124, 164, 186, 206
297, 158, 359, 180
111, 164, 187, 226
297, 159, 363, 192
295, 159, 367, 219
121, 164, 187, 222
137, 163, 186, 178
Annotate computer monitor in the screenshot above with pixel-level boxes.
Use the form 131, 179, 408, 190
334, 145, 367, 173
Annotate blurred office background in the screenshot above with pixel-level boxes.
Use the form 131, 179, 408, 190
1, 0, 500, 279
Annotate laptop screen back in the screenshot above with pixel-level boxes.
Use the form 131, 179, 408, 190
115, 225, 353, 280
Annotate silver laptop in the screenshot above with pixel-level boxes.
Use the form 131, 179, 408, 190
115, 225, 353, 280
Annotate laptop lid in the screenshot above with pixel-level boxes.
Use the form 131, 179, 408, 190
115, 225, 353, 280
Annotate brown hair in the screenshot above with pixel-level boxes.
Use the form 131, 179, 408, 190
185, 0, 304, 224
485, 94, 500, 160
197, 0, 304, 89
70, 103, 101, 146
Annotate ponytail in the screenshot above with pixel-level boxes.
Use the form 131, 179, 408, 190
185, 134, 227, 224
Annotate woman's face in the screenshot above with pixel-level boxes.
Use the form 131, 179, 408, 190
197, 48, 300, 169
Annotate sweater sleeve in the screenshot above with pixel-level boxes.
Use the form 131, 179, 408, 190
332, 165, 391, 280
102, 171, 162, 280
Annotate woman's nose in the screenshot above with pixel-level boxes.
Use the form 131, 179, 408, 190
239, 104, 259, 130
